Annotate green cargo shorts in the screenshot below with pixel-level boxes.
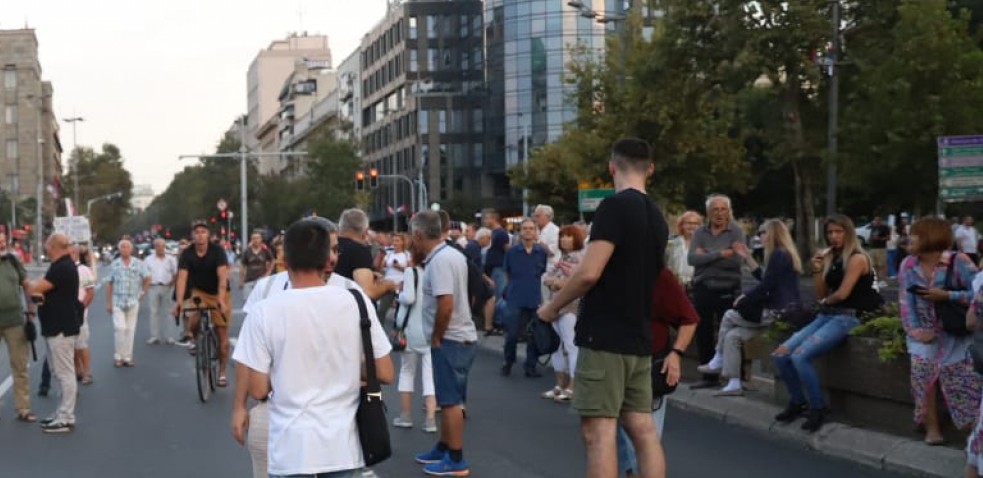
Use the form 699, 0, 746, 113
572, 347, 653, 418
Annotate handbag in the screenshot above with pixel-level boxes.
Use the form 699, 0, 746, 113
936, 252, 971, 337
23, 313, 37, 362
347, 288, 392, 467
651, 342, 678, 397
526, 317, 561, 360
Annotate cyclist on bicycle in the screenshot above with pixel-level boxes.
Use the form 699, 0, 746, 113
173, 220, 231, 387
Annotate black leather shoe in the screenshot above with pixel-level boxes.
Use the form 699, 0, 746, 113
801, 408, 829, 433
775, 402, 807, 423
524, 369, 543, 378
500, 363, 512, 376
688, 379, 719, 390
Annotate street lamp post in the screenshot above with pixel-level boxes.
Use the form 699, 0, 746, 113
826, 1, 841, 216
64, 116, 84, 213
86, 192, 123, 216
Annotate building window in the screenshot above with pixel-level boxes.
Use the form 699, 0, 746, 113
474, 143, 483, 167
452, 109, 464, 133
409, 50, 418, 72
443, 15, 454, 36
428, 48, 439, 71
4, 104, 15, 124
472, 48, 483, 71
460, 15, 469, 37
409, 16, 417, 39
427, 15, 439, 38
3, 69, 15, 89
5, 139, 17, 159
419, 110, 429, 134
472, 108, 483, 133
438, 110, 447, 133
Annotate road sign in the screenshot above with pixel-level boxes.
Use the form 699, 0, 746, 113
53, 216, 92, 243
578, 188, 615, 213
217, 198, 228, 211
938, 135, 983, 203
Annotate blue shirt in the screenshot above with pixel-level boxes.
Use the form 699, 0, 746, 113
503, 243, 548, 309
109, 257, 149, 309
485, 227, 510, 271
464, 240, 482, 268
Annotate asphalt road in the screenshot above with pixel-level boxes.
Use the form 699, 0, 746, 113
0, 270, 899, 478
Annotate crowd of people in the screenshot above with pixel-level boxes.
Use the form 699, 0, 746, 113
10, 138, 983, 477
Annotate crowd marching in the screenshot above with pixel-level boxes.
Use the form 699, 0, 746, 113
8, 137, 983, 477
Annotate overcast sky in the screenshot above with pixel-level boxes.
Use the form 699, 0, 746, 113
5, 0, 385, 195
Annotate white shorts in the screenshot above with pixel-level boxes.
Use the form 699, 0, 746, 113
75, 317, 89, 350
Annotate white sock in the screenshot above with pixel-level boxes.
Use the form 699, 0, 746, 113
708, 354, 723, 369
721, 378, 742, 392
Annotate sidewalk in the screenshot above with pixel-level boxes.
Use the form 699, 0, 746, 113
474, 333, 963, 478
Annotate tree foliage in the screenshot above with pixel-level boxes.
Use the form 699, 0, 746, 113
61, 143, 134, 242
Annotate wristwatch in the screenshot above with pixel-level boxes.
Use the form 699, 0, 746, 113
669, 348, 685, 357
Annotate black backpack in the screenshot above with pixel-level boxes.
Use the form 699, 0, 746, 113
445, 240, 489, 312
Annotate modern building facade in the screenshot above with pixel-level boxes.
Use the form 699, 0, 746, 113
0, 28, 62, 232
484, 0, 607, 215
360, 0, 486, 225
246, 33, 332, 171
277, 60, 339, 179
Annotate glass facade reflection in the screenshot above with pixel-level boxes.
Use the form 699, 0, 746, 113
484, 0, 607, 213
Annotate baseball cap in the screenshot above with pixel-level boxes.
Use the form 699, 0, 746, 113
191, 219, 210, 230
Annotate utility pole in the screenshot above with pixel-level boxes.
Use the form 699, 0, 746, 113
826, 1, 841, 216
522, 119, 529, 217
64, 116, 84, 213
33, 92, 43, 264
239, 117, 248, 245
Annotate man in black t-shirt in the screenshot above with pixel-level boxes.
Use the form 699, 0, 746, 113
173, 220, 231, 386
336, 209, 395, 300
539, 138, 668, 478
30, 233, 81, 433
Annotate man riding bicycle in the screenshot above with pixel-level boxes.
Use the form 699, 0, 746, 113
173, 220, 231, 387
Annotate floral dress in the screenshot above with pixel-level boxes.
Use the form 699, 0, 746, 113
898, 251, 981, 429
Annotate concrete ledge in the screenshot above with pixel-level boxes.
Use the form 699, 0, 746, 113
816, 425, 903, 470
884, 440, 966, 478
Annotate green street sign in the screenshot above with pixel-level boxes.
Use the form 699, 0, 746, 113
940, 147, 983, 157
578, 188, 615, 213
940, 167, 983, 177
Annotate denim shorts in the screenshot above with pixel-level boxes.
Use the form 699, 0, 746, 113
431, 340, 476, 407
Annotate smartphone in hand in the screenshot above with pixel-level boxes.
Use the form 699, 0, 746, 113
907, 285, 928, 294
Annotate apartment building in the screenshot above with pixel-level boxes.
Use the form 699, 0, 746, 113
0, 28, 62, 231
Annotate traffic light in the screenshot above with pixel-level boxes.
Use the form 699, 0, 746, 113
369, 168, 379, 189
210, 217, 217, 224
220, 211, 227, 219
355, 171, 366, 190
23, 225, 30, 232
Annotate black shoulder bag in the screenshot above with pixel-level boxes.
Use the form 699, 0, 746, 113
347, 288, 392, 467
937, 252, 971, 337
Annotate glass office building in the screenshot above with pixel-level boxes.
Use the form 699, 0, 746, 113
484, 0, 607, 214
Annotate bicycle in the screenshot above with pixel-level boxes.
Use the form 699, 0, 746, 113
181, 297, 219, 403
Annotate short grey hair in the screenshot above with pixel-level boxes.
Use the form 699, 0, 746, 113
410, 210, 443, 241
153, 238, 166, 246
475, 227, 491, 240
705, 194, 732, 213
118, 239, 133, 249
534, 204, 554, 219
339, 208, 369, 234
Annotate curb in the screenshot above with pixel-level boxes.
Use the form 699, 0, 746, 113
475, 333, 964, 478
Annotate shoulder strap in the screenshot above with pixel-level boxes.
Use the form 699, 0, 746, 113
395, 268, 419, 331
945, 250, 962, 290
348, 288, 381, 395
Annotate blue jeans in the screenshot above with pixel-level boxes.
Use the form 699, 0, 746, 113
503, 306, 538, 371
491, 267, 508, 300
269, 470, 362, 478
431, 340, 476, 407
772, 313, 859, 409
615, 399, 666, 475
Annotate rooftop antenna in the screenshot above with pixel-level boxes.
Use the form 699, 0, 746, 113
297, 0, 306, 33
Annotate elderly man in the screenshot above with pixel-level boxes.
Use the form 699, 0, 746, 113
335, 208, 396, 300
534, 204, 561, 265
106, 239, 150, 367
688, 194, 745, 389
0, 232, 38, 422
143, 238, 177, 345
30, 233, 80, 433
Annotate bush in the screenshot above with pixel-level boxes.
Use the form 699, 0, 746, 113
763, 303, 907, 362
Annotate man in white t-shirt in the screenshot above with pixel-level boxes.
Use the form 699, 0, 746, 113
955, 216, 981, 265
411, 211, 478, 476
534, 204, 561, 265
233, 218, 393, 478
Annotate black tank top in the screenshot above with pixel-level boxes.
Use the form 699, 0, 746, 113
824, 252, 882, 312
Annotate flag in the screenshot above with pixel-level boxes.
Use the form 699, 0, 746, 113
396, 204, 408, 214
64, 199, 76, 216
386, 205, 395, 216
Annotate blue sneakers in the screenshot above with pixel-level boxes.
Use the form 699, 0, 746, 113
423, 454, 470, 476
414, 445, 447, 464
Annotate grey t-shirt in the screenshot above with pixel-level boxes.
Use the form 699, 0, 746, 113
422, 243, 478, 344
688, 222, 745, 291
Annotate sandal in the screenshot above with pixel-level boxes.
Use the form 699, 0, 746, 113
216, 376, 228, 387
82, 375, 93, 385
17, 411, 37, 423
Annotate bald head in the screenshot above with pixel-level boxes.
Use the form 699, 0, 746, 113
46, 233, 71, 261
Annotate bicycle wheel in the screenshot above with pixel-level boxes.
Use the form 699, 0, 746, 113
208, 329, 219, 392
195, 332, 211, 403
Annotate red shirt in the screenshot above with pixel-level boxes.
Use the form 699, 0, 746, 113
651, 268, 700, 352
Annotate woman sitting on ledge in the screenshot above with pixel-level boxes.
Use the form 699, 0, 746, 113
698, 219, 802, 396
772, 214, 882, 433
898, 217, 980, 446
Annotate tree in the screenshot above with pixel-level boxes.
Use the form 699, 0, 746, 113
61, 144, 134, 242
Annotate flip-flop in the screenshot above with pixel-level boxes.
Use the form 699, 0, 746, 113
216, 376, 228, 387
17, 412, 37, 423
81, 375, 93, 385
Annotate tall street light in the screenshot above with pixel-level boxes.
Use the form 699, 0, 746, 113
26, 91, 47, 264
64, 116, 84, 213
